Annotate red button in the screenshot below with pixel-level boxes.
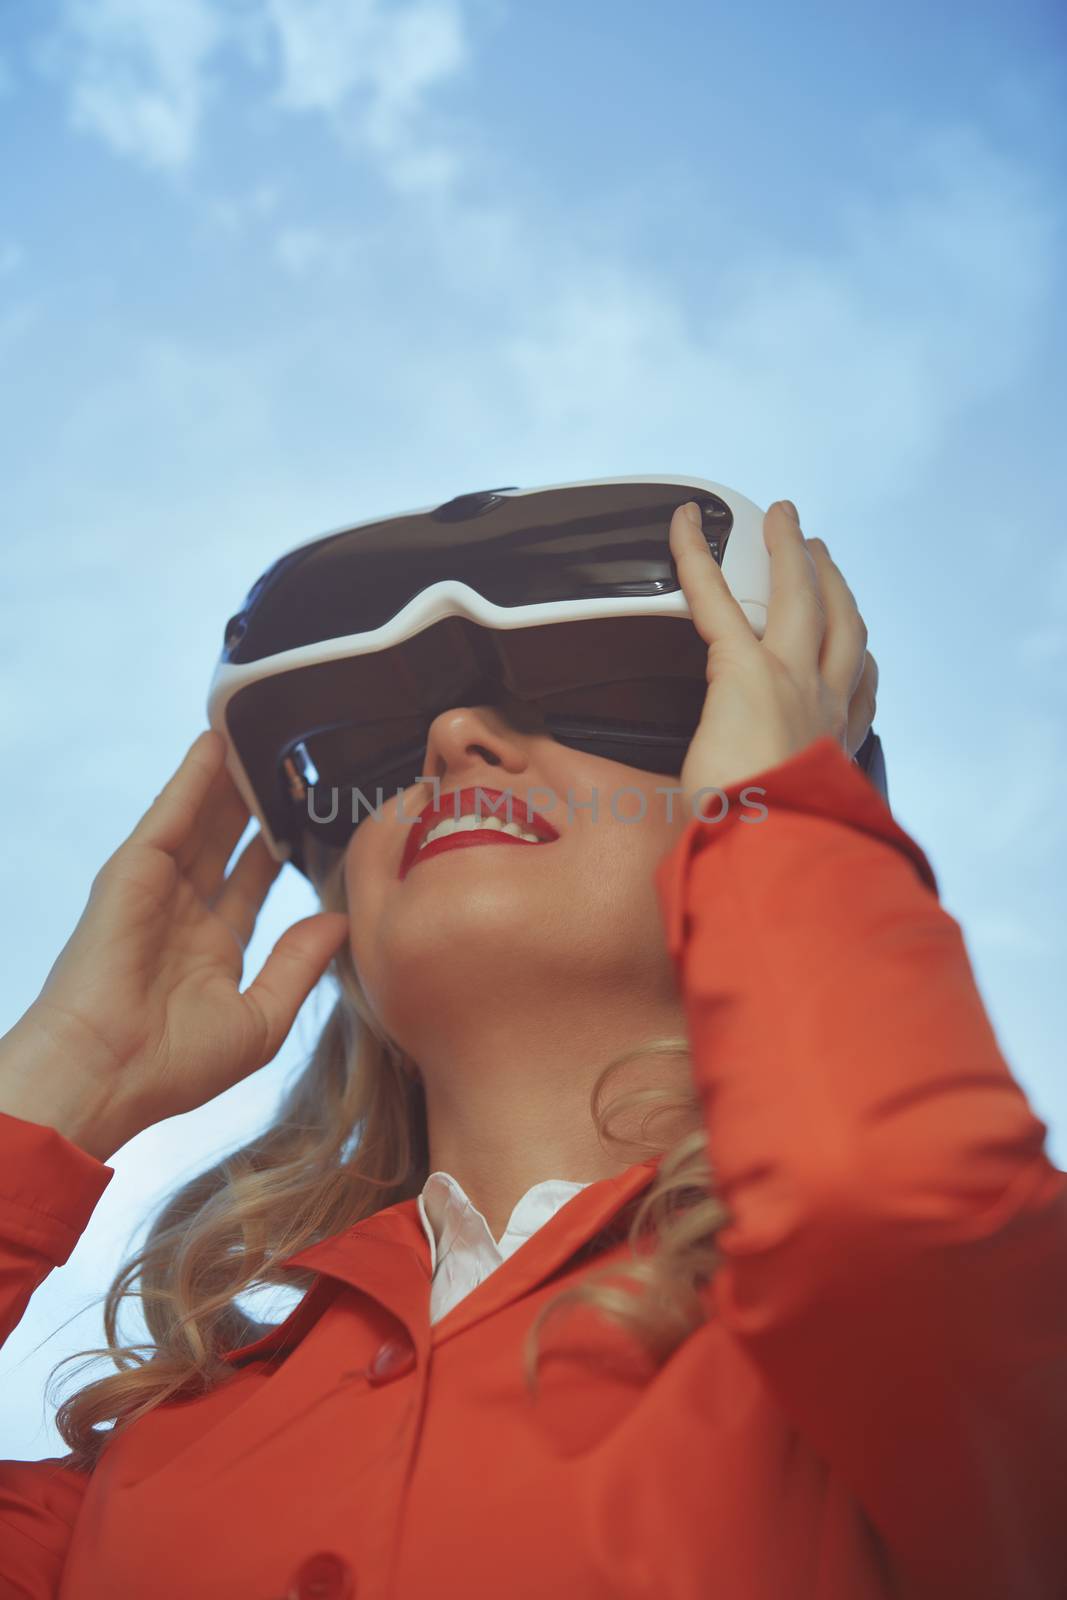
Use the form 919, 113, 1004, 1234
288, 1550, 354, 1599
367, 1337, 416, 1384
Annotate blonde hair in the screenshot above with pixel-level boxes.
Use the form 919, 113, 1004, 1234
47, 846, 729, 1473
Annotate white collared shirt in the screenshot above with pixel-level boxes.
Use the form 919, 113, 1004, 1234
417, 1170, 595, 1324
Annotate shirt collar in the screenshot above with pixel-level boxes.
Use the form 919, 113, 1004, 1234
221, 1156, 660, 1365
417, 1170, 596, 1275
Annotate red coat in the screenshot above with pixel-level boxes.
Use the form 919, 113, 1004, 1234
2, 736, 1065, 1599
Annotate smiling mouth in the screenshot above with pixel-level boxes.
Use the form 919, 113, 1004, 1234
399, 785, 561, 880
400, 823, 557, 879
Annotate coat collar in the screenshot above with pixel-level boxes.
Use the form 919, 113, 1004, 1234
221, 1155, 663, 1366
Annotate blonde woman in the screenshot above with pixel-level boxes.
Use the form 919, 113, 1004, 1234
1, 501, 1064, 1599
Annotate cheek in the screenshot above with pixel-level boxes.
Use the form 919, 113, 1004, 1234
598, 778, 687, 855
610, 802, 688, 935
576, 804, 680, 923
342, 831, 389, 977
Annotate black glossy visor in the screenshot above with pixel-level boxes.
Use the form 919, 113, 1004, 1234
221, 484, 735, 666
222, 610, 888, 880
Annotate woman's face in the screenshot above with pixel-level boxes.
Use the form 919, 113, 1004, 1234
341, 693, 691, 1055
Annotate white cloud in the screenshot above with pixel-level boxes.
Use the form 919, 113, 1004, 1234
263, 0, 472, 194
206, 180, 283, 237
265, 0, 467, 116
39, 0, 225, 173
496, 124, 1057, 514
38, 0, 477, 191
273, 223, 366, 276
274, 224, 330, 275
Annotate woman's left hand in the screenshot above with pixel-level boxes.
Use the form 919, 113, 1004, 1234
671, 498, 879, 804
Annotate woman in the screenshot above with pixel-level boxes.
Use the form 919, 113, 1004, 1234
0, 501, 1063, 1599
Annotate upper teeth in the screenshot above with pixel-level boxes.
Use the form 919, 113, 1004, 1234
420, 814, 543, 850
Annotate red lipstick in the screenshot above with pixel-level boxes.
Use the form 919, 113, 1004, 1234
399, 787, 559, 880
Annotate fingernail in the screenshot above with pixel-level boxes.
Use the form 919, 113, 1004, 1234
683, 502, 702, 527
779, 500, 800, 523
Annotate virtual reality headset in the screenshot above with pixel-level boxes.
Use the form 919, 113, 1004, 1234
206, 475, 888, 883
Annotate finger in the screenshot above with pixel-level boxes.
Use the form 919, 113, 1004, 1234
668, 503, 760, 654
212, 830, 285, 949
127, 730, 228, 858
761, 503, 827, 671
239, 912, 351, 1070
178, 753, 255, 902
846, 650, 879, 756
805, 538, 869, 704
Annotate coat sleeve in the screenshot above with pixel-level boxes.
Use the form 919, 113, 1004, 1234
654, 734, 1067, 1600
0, 1109, 114, 1596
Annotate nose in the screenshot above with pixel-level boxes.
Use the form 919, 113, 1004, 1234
417, 704, 532, 797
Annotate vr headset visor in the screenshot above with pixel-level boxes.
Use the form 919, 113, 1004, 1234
207, 477, 887, 881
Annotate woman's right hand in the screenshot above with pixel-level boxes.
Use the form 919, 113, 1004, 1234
12, 729, 351, 1153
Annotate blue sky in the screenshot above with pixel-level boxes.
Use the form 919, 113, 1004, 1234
1, 0, 1064, 1459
